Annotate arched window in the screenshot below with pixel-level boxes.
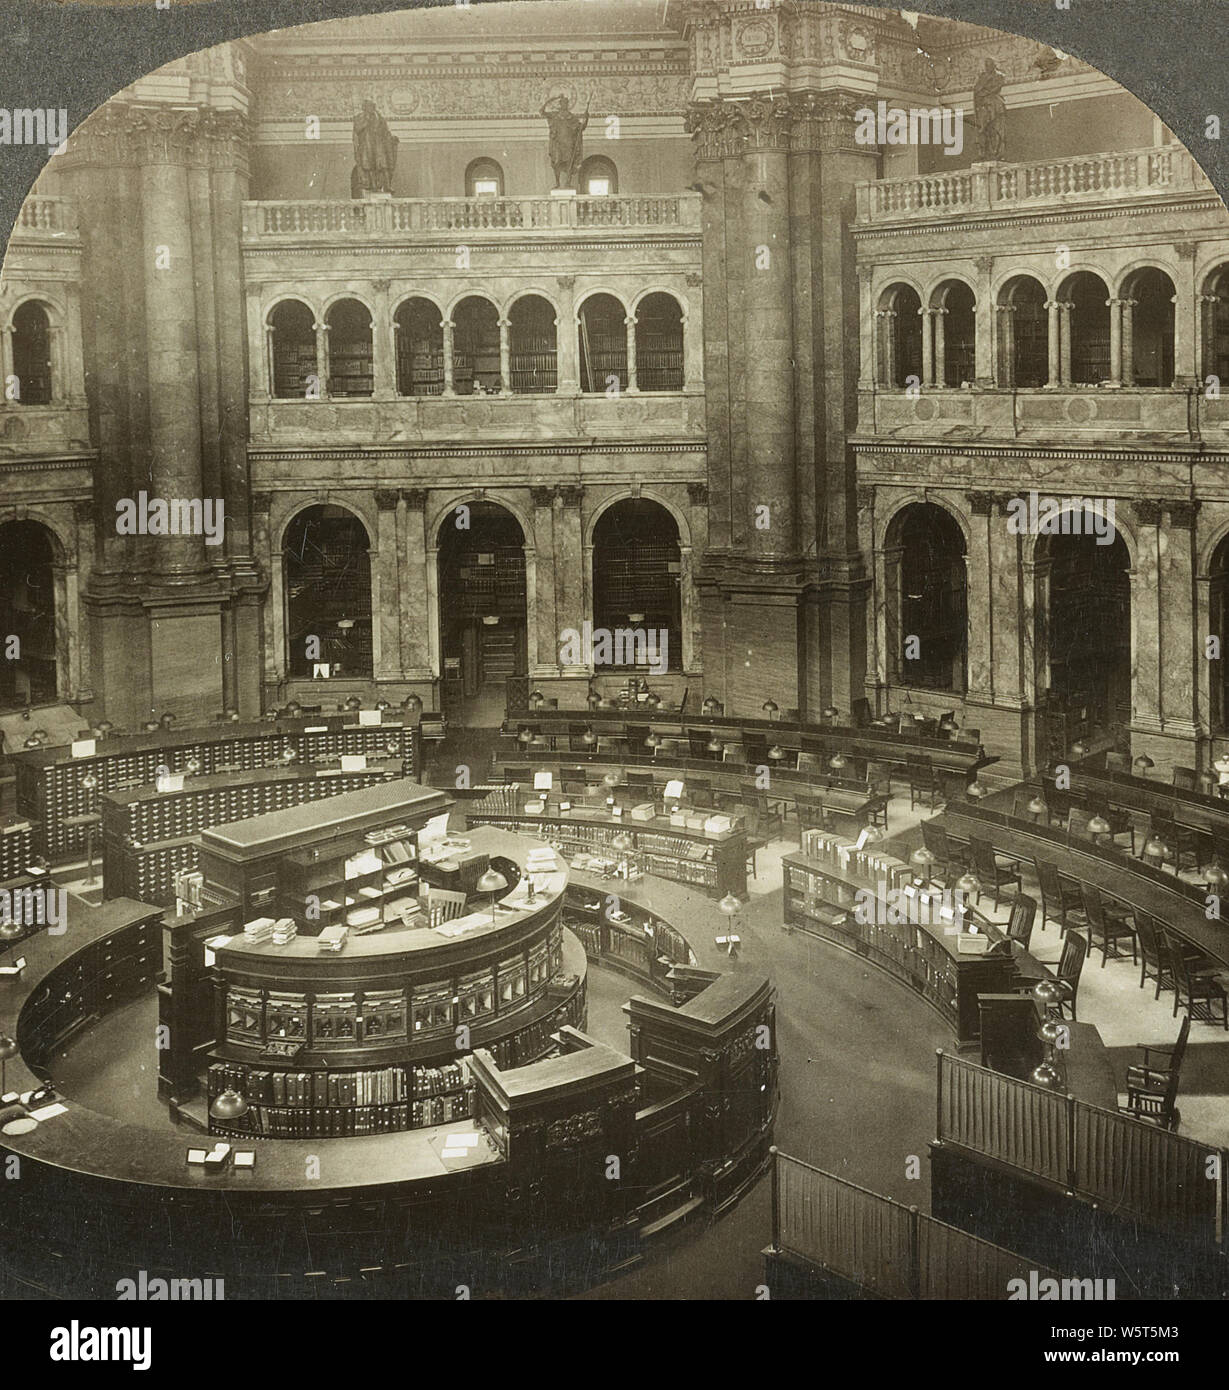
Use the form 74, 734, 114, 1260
0, 519, 57, 708
592, 499, 682, 672
932, 281, 975, 387
577, 293, 627, 393
886, 504, 967, 692
877, 284, 922, 388
395, 298, 444, 396
325, 299, 374, 398
269, 300, 317, 399
1121, 267, 1175, 386
996, 275, 1048, 388
284, 506, 372, 679
11, 301, 53, 405
579, 155, 618, 197
508, 296, 557, 393
635, 293, 684, 391
466, 158, 504, 197
452, 297, 501, 395
1060, 271, 1111, 385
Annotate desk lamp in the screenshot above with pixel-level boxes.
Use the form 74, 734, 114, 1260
476, 868, 508, 927
159, 712, 176, 731
611, 832, 633, 879
822, 706, 840, 725
966, 780, 988, 799
1069, 740, 1089, 760
1142, 834, 1171, 867
910, 846, 936, 888
142, 720, 160, 734
939, 714, 959, 736
1133, 755, 1154, 778
955, 871, 981, 912
603, 771, 620, 808
375, 699, 391, 713
768, 744, 785, 763
762, 700, 779, 720
829, 752, 848, 772
702, 696, 719, 715
587, 689, 601, 711
581, 727, 597, 750
717, 893, 742, 956
1202, 862, 1229, 895
209, 1088, 250, 1125
646, 732, 663, 752
285, 699, 303, 718
1086, 814, 1111, 846
707, 736, 723, 756
1027, 795, 1047, 824
402, 692, 423, 716
81, 772, 100, 885
0, 1032, 17, 1095
517, 727, 533, 747
529, 690, 544, 710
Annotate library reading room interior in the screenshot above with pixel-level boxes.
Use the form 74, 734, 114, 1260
2, 0, 1229, 1300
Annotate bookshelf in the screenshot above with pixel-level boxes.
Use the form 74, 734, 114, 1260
327, 338, 374, 397
279, 822, 420, 933
272, 339, 317, 399
782, 829, 1019, 1042
562, 879, 694, 993
467, 789, 747, 899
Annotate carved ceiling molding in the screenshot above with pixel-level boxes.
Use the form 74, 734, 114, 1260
60, 101, 250, 171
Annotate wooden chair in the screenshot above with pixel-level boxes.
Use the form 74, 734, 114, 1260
1104, 750, 1131, 774
1172, 766, 1198, 792
796, 796, 829, 838
1169, 940, 1229, 1028
502, 764, 531, 785
1121, 1015, 1190, 1131
1134, 911, 1178, 999
969, 837, 1023, 909
850, 697, 872, 728
1085, 795, 1136, 853
740, 788, 784, 842
921, 818, 962, 880
907, 756, 942, 811
1034, 857, 1083, 937
625, 769, 655, 796
864, 794, 890, 831
1145, 813, 1199, 872
1069, 884, 1138, 967
1052, 930, 1088, 1020
1005, 893, 1038, 952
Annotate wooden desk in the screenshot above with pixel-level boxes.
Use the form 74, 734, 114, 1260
1061, 767, 1229, 844
942, 803, 1229, 968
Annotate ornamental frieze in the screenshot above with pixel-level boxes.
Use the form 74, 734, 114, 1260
61, 101, 249, 170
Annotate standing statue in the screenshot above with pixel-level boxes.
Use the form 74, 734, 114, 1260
351, 99, 398, 197
540, 92, 591, 190
972, 58, 1007, 161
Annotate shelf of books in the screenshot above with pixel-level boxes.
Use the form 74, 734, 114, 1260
467, 793, 746, 898
206, 1058, 475, 1138
279, 825, 420, 933
562, 881, 695, 993
782, 830, 1018, 1042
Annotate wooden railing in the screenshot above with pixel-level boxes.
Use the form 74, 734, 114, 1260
244, 193, 701, 240
772, 1149, 1059, 1299
856, 145, 1210, 223
937, 1052, 1224, 1243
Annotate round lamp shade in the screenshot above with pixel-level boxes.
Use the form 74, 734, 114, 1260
0, 1033, 18, 1062
829, 752, 848, 771
1087, 815, 1110, 837
376, 699, 391, 712
1203, 863, 1229, 890
142, 721, 160, 734
1027, 796, 1047, 816
646, 694, 662, 709
285, 700, 303, 717
702, 697, 718, 714
768, 745, 784, 761
224, 710, 240, 722
718, 893, 741, 916
518, 728, 533, 744
822, 706, 840, 722
529, 690, 544, 706
603, 772, 620, 789
1029, 1061, 1064, 1091
402, 693, 423, 713
966, 780, 988, 799
860, 825, 883, 844
939, 715, 958, 733
98, 720, 115, 735
1033, 978, 1064, 1009
159, 713, 175, 729
955, 872, 981, 897
1133, 755, 1155, 773
476, 869, 509, 896
1214, 754, 1229, 775
209, 1088, 249, 1122
646, 733, 662, 749
587, 692, 601, 709
344, 696, 362, 712
0, 921, 25, 941
581, 728, 597, 746
707, 737, 723, 754
911, 847, 936, 868
1038, 1017, 1067, 1047
762, 700, 778, 717
1142, 836, 1170, 862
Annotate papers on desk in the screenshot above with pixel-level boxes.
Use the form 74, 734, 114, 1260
533, 771, 553, 791
29, 1102, 68, 1121
441, 1131, 481, 1159
420, 812, 449, 847
70, 739, 97, 759
435, 913, 486, 937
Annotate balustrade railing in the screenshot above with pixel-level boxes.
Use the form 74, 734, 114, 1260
937, 1051, 1225, 1243
244, 192, 701, 239
12, 196, 78, 237
857, 145, 1208, 223
772, 1149, 1056, 1299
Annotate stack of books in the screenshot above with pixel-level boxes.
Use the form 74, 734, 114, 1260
244, 916, 275, 944
317, 925, 349, 953
271, 917, 297, 946
526, 847, 559, 875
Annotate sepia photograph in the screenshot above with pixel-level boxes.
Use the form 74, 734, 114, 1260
0, 0, 1227, 1343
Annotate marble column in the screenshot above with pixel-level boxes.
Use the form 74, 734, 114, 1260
987, 494, 1024, 705
555, 486, 586, 674
313, 320, 330, 398
1199, 294, 1220, 385
682, 288, 703, 393
875, 310, 894, 386
1131, 500, 1162, 727
400, 489, 432, 677
530, 487, 558, 671
1121, 299, 1136, 387
1107, 298, 1123, 386
1058, 301, 1073, 386
920, 307, 934, 388
934, 307, 949, 387
374, 490, 399, 681
252, 493, 280, 691
624, 314, 638, 394
0, 326, 10, 400
995, 305, 1016, 388
372, 284, 395, 397
1172, 243, 1200, 388
742, 96, 795, 559
1045, 300, 1061, 388
1159, 501, 1199, 732
965, 493, 995, 701
498, 317, 512, 396
974, 256, 994, 386
555, 277, 578, 395
442, 319, 455, 396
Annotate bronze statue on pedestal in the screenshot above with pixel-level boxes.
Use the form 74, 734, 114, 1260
540, 92, 591, 189
351, 100, 398, 197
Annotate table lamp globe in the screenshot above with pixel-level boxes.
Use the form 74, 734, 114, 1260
209, 1089, 249, 1122
718, 893, 741, 917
